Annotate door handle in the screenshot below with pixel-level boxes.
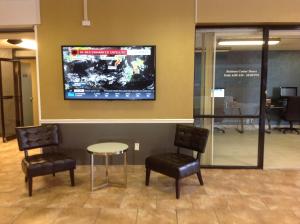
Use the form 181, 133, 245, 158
1, 96, 14, 99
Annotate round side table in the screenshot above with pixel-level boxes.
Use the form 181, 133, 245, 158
87, 142, 128, 191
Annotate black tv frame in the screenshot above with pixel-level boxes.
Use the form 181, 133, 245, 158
61, 45, 156, 101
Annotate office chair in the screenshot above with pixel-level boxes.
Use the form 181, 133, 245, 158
277, 96, 300, 134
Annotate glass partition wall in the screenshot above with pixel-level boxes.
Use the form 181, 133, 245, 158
264, 29, 300, 169
195, 28, 263, 167
195, 26, 300, 169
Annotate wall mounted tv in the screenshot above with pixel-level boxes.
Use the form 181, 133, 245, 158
62, 46, 156, 100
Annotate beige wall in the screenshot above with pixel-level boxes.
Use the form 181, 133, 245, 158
197, 0, 300, 24
0, 49, 12, 59
37, 0, 195, 119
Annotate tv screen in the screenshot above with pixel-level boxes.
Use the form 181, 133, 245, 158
280, 87, 297, 97
62, 46, 156, 100
212, 88, 225, 98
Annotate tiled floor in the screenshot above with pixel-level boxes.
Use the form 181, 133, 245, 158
1, 140, 300, 224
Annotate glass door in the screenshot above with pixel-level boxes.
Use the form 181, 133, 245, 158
0, 59, 22, 142
195, 28, 263, 167
264, 28, 300, 169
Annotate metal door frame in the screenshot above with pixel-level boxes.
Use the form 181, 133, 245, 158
195, 24, 300, 169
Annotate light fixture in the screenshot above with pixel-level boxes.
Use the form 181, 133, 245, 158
7, 39, 23, 45
218, 39, 280, 46
195, 47, 231, 53
6, 39, 37, 50
17, 39, 37, 50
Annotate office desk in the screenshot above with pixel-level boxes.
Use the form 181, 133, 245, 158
265, 105, 285, 133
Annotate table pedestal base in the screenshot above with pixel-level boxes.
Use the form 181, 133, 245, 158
90, 151, 127, 192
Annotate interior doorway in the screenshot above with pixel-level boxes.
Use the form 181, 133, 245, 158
0, 29, 37, 142
0, 59, 22, 142
20, 61, 34, 126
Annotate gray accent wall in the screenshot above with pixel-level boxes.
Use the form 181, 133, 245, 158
55, 123, 191, 165
195, 50, 300, 115
268, 51, 300, 98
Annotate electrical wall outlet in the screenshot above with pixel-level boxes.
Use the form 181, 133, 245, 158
134, 143, 140, 151
82, 20, 91, 26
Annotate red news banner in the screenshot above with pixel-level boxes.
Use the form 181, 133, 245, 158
73, 49, 128, 55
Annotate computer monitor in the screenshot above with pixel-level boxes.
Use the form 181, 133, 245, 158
212, 88, 225, 97
280, 87, 297, 98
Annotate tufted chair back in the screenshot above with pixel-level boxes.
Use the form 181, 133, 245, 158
174, 125, 209, 155
16, 125, 60, 151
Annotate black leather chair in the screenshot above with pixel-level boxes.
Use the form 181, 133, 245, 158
278, 96, 300, 134
145, 125, 209, 199
16, 124, 76, 196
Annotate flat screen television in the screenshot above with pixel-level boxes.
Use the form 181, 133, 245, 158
280, 86, 297, 98
61, 46, 156, 100
212, 88, 225, 98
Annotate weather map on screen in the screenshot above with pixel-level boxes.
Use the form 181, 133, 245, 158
62, 46, 156, 100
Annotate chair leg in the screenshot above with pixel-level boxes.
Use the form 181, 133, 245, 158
25, 176, 28, 182
175, 178, 180, 199
69, 169, 75, 186
52, 172, 55, 177
281, 122, 300, 134
145, 168, 151, 186
291, 123, 300, 134
197, 170, 204, 186
28, 177, 32, 197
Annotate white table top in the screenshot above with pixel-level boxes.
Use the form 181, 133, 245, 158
87, 142, 128, 154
